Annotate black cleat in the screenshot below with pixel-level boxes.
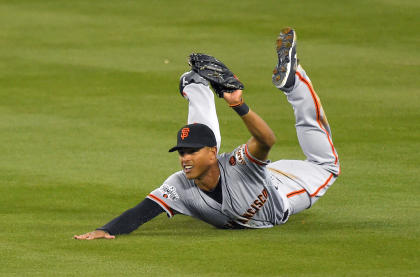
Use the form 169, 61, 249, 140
272, 27, 298, 90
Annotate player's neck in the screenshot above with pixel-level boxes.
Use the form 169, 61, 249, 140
194, 164, 220, 192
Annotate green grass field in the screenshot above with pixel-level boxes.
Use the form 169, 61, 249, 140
1, 0, 419, 276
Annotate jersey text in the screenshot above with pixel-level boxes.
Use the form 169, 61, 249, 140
238, 188, 269, 224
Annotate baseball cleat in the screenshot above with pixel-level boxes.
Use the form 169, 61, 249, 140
272, 27, 298, 90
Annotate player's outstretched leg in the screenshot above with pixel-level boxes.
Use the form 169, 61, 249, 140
272, 27, 340, 175
268, 28, 340, 215
179, 71, 221, 151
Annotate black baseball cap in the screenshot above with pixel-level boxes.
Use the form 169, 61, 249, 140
168, 123, 217, 152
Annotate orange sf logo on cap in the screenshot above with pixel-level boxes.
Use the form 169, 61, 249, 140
181, 128, 190, 140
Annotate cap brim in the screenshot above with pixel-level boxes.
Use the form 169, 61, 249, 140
168, 143, 206, 152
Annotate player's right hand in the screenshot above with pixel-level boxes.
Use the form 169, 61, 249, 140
223, 89, 243, 106
73, 230, 115, 240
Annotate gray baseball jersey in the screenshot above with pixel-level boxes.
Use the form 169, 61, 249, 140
148, 144, 291, 229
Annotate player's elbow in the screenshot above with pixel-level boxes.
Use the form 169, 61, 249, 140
261, 132, 276, 150
266, 131, 276, 148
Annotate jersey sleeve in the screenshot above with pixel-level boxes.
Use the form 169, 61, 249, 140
147, 172, 193, 218
230, 144, 269, 171
219, 143, 271, 185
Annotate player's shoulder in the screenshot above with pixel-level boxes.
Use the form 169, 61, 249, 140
218, 144, 247, 167
219, 144, 269, 168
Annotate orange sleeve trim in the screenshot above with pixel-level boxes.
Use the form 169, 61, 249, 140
244, 144, 266, 166
287, 189, 306, 198
148, 194, 174, 217
296, 71, 339, 166
310, 173, 333, 197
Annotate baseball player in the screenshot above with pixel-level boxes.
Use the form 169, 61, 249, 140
74, 27, 340, 240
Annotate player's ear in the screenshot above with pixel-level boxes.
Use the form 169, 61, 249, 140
208, 146, 218, 160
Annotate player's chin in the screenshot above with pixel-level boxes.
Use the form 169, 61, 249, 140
183, 169, 198, 179
184, 171, 195, 179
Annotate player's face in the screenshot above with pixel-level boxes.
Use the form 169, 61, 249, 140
178, 147, 217, 179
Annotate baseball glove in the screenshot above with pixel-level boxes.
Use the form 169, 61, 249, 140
189, 53, 244, 98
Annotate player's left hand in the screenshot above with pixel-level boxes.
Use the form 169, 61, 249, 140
73, 230, 115, 240
223, 89, 243, 106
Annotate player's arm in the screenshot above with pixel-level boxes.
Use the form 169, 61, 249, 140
223, 90, 276, 161
73, 198, 164, 240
